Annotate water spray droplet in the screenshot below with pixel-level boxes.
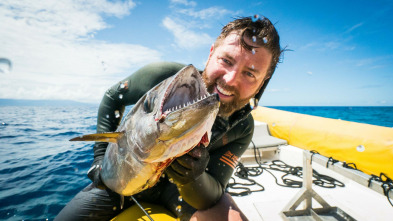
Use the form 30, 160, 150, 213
113, 206, 117, 211
119, 94, 123, 99
356, 145, 365, 152
252, 14, 260, 22
0, 58, 12, 74
169, 178, 174, 183
115, 110, 120, 118
101, 61, 107, 71
251, 65, 255, 70
178, 196, 183, 202
251, 48, 256, 55
263, 37, 268, 44
176, 205, 182, 212
106, 114, 109, 118
120, 83, 125, 89
252, 36, 256, 43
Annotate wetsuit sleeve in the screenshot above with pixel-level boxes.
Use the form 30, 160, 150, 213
92, 62, 186, 164
178, 115, 254, 209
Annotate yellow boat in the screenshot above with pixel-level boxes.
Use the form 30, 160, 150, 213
114, 106, 393, 220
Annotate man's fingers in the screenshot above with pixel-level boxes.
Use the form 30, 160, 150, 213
170, 159, 191, 175
176, 154, 194, 169
188, 145, 206, 158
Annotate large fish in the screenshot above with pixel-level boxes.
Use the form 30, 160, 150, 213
71, 65, 220, 196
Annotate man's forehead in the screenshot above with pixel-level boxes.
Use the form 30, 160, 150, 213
222, 32, 242, 45
222, 31, 259, 48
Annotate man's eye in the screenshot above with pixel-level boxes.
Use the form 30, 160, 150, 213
222, 58, 231, 65
245, 72, 255, 78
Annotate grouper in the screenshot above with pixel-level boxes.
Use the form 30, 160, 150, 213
70, 65, 220, 196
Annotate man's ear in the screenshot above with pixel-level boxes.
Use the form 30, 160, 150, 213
209, 44, 214, 58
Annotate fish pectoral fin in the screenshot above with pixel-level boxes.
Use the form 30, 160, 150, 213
70, 132, 124, 143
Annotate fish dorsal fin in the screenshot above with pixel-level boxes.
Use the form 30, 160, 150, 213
70, 132, 124, 143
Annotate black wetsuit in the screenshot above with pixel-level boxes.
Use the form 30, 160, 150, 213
55, 62, 255, 221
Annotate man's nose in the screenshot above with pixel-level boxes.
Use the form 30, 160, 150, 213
222, 68, 239, 86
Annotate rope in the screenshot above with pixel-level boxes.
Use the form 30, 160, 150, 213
369, 173, 393, 207
226, 141, 345, 196
227, 142, 393, 208
343, 162, 358, 170
226, 162, 265, 196
326, 157, 339, 168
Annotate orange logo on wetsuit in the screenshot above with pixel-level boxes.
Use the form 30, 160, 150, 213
220, 150, 239, 169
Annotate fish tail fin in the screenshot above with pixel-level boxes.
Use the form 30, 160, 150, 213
70, 132, 124, 143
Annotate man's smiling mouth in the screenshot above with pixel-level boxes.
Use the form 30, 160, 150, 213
216, 84, 234, 97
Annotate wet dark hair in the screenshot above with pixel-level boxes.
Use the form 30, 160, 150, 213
215, 15, 283, 79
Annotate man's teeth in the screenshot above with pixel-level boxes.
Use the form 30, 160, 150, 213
217, 84, 233, 96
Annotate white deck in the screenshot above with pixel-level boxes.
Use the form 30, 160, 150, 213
233, 145, 393, 221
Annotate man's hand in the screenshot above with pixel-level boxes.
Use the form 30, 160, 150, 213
87, 161, 106, 189
166, 145, 210, 185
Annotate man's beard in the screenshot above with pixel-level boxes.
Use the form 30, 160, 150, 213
202, 71, 253, 117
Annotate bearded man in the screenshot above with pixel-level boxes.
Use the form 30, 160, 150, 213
56, 16, 282, 221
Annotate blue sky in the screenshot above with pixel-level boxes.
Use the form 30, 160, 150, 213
0, 0, 392, 106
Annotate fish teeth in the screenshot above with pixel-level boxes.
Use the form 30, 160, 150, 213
165, 94, 210, 113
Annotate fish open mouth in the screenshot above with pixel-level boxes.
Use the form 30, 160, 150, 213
155, 65, 219, 148
157, 65, 216, 120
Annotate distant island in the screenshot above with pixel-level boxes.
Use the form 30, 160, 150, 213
0, 99, 98, 106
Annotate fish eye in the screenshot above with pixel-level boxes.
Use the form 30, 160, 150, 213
143, 95, 155, 113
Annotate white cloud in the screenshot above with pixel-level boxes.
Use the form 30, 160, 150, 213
324, 41, 340, 50
162, 17, 214, 49
345, 22, 364, 34
298, 42, 317, 50
170, 0, 197, 7
177, 7, 231, 20
0, 0, 161, 103
164, 1, 233, 49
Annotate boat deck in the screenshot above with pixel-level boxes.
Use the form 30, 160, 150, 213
233, 145, 393, 221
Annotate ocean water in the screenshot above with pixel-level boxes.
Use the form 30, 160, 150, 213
0, 106, 96, 221
0, 105, 392, 220
268, 106, 393, 128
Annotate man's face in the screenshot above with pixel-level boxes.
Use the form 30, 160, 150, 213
203, 32, 273, 117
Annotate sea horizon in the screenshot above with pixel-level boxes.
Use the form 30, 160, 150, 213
1, 98, 392, 107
